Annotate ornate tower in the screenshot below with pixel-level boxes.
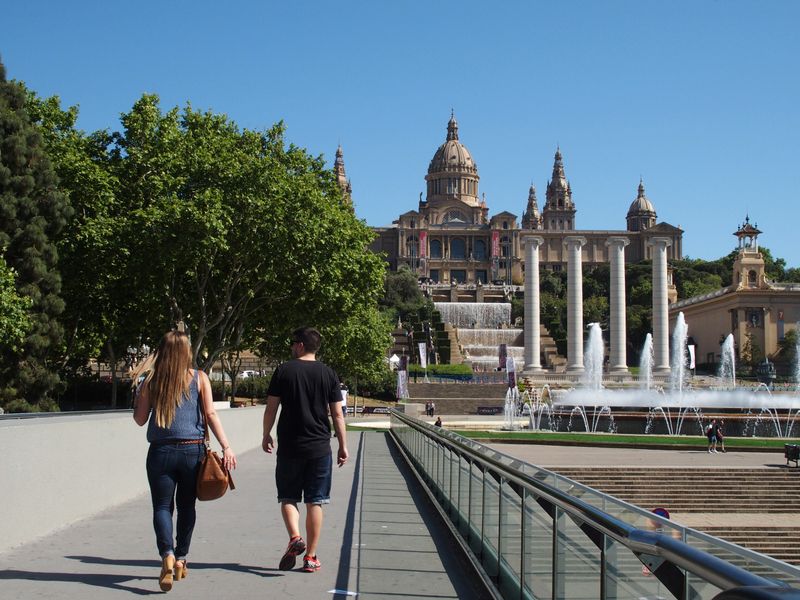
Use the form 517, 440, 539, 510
626, 178, 657, 232
522, 184, 542, 229
542, 148, 576, 230
731, 216, 766, 290
333, 145, 353, 208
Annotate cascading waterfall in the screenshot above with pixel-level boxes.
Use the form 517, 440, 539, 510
669, 312, 689, 393
718, 334, 736, 389
433, 302, 511, 328
639, 333, 654, 390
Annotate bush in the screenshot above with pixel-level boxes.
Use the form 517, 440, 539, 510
408, 363, 473, 380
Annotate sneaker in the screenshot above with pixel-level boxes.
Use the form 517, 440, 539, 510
279, 536, 306, 570
302, 555, 321, 572
712, 449, 718, 453
708, 449, 712, 453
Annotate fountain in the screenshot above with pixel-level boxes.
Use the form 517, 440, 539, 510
502, 356, 520, 430
719, 334, 736, 389
669, 313, 689, 393
639, 333, 654, 390
548, 312, 800, 438
582, 323, 604, 391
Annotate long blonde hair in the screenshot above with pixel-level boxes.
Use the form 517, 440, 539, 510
146, 331, 193, 428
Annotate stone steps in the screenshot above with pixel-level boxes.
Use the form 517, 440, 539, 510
549, 466, 800, 565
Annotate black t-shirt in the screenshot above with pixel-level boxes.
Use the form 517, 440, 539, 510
267, 359, 340, 458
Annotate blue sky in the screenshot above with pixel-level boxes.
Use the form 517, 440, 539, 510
4, 1, 799, 268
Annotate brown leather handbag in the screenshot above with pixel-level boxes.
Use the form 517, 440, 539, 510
196, 411, 235, 501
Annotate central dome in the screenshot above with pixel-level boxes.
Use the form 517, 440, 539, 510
427, 113, 478, 176
424, 113, 481, 209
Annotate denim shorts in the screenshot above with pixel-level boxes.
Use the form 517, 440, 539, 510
276, 453, 332, 505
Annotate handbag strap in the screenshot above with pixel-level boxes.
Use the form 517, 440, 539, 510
198, 370, 235, 489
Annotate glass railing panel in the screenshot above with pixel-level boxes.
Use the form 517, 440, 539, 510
498, 477, 523, 598
686, 570, 723, 599
467, 460, 485, 556
558, 506, 602, 599
522, 491, 554, 600
604, 537, 679, 600
684, 529, 800, 589
481, 468, 501, 578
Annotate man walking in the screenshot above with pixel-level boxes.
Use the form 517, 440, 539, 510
262, 327, 348, 573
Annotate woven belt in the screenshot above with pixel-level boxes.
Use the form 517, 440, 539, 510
153, 439, 204, 446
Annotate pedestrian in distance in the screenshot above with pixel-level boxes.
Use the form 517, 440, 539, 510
262, 327, 348, 573
706, 418, 718, 453
717, 419, 727, 453
434, 416, 442, 427
133, 330, 238, 592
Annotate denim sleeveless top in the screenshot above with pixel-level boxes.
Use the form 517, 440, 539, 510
146, 370, 204, 443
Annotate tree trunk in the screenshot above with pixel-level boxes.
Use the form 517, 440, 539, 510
107, 341, 117, 409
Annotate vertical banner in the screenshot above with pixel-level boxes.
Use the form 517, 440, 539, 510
491, 230, 500, 257
506, 355, 517, 389
399, 355, 408, 371
499, 343, 507, 370
418, 342, 427, 369
396, 370, 409, 399
419, 231, 427, 258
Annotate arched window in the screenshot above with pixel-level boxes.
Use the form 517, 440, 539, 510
474, 239, 487, 260
748, 270, 757, 287
430, 239, 442, 259
502, 221, 509, 230
451, 238, 466, 259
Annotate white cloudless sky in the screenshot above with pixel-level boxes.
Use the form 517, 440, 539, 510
4, 0, 798, 268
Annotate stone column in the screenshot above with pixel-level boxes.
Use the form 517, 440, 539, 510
522, 235, 545, 372
606, 237, 630, 375
565, 236, 587, 373
649, 237, 672, 375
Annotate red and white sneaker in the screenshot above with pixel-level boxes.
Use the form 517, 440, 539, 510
279, 536, 306, 570
302, 555, 321, 572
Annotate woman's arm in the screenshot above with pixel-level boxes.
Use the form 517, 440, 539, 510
198, 370, 237, 470
132, 383, 151, 426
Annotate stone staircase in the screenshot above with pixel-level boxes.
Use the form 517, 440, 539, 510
540, 324, 567, 371
406, 382, 507, 414
552, 467, 800, 565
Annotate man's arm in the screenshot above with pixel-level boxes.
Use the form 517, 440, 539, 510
329, 401, 348, 466
262, 395, 280, 453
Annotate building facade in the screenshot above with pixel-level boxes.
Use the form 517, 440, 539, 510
669, 219, 800, 369
368, 114, 683, 285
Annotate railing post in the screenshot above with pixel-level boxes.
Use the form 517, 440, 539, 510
553, 506, 565, 600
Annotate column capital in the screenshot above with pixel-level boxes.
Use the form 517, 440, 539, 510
521, 234, 544, 248
606, 236, 630, 248
646, 236, 673, 249
563, 235, 587, 249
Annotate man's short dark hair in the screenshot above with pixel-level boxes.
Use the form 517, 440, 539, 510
293, 327, 322, 353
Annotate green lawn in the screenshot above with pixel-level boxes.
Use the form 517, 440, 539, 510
451, 429, 799, 450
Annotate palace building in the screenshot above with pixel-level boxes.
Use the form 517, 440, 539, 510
367, 113, 683, 287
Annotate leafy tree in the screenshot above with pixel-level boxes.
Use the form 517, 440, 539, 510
23, 90, 124, 384
380, 267, 433, 323
0, 256, 31, 351
0, 61, 72, 410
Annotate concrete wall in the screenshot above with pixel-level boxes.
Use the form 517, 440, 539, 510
0, 405, 264, 554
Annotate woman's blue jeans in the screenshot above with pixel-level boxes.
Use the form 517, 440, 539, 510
146, 442, 204, 559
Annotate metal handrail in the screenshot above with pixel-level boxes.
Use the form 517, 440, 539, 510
390, 409, 799, 598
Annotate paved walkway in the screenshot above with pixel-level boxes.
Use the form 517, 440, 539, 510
0, 431, 490, 599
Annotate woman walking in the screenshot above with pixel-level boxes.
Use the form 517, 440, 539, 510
133, 331, 237, 592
